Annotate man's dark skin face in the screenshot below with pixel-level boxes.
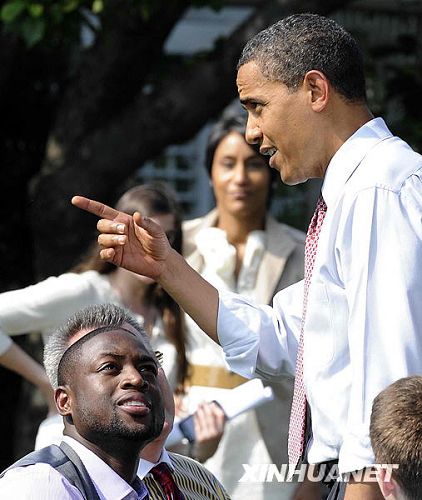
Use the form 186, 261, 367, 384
55, 325, 165, 484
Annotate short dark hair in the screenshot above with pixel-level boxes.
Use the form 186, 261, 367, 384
370, 376, 422, 500
115, 182, 183, 256
73, 181, 183, 274
44, 303, 149, 389
238, 13, 366, 102
205, 112, 269, 175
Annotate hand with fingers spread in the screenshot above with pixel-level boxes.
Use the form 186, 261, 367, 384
71, 196, 171, 280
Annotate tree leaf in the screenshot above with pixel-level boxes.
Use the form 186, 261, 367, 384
28, 3, 44, 18
21, 16, 45, 47
92, 0, 103, 14
1, 0, 27, 23
62, 0, 79, 13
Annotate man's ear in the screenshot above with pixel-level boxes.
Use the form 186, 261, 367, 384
376, 466, 400, 499
55, 386, 72, 417
303, 70, 329, 112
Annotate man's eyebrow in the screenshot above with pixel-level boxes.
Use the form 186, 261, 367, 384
240, 97, 263, 108
94, 352, 157, 364
98, 352, 124, 358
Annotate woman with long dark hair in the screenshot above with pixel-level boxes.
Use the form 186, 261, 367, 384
182, 112, 306, 499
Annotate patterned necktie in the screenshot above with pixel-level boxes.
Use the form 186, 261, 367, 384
150, 462, 185, 500
288, 195, 327, 468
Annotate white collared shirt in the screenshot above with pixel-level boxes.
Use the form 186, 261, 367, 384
0, 436, 147, 500
62, 437, 147, 500
217, 117, 422, 473
137, 448, 173, 479
194, 226, 266, 297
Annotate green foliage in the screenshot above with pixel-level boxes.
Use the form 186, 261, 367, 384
91, 0, 102, 14
21, 13, 45, 45
1, 0, 26, 22
1, 0, 218, 48
1, 0, 87, 47
28, 3, 44, 16
62, 0, 79, 13
1, 1, 49, 47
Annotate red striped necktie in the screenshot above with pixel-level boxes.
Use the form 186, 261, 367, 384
288, 195, 327, 468
150, 462, 185, 500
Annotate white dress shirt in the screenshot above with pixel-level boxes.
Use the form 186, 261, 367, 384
184, 225, 298, 499
137, 448, 173, 478
217, 118, 422, 473
194, 226, 266, 297
0, 436, 147, 499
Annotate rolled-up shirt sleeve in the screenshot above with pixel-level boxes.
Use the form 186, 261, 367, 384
217, 280, 303, 381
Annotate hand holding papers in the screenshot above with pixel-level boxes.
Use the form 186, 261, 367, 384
167, 379, 274, 444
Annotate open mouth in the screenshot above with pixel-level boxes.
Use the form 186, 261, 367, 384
260, 147, 278, 167
118, 396, 151, 416
260, 146, 277, 157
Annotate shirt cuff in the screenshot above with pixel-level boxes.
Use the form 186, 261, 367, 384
338, 429, 375, 474
217, 291, 260, 379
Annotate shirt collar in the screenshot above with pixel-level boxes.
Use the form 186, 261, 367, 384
62, 436, 147, 499
137, 448, 173, 479
321, 117, 393, 208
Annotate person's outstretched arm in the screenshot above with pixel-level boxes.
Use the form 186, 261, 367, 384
72, 196, 220, 344
0, 342, 56, 414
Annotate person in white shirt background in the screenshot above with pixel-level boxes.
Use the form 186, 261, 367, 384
0, 182, 189, 448
0, 303, 165, 499
72, 12, 422, 500
182, 112, 310, 499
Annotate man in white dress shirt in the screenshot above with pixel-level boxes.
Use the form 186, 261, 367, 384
72, 13, 422, 500
0, 303, 165, 499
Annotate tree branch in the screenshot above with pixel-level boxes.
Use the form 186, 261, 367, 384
31, 0, 351, 275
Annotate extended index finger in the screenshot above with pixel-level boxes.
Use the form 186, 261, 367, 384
71, 195, 120, 220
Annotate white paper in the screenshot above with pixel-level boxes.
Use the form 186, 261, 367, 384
214, 378, 274, 419
165, 379, 274, 446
